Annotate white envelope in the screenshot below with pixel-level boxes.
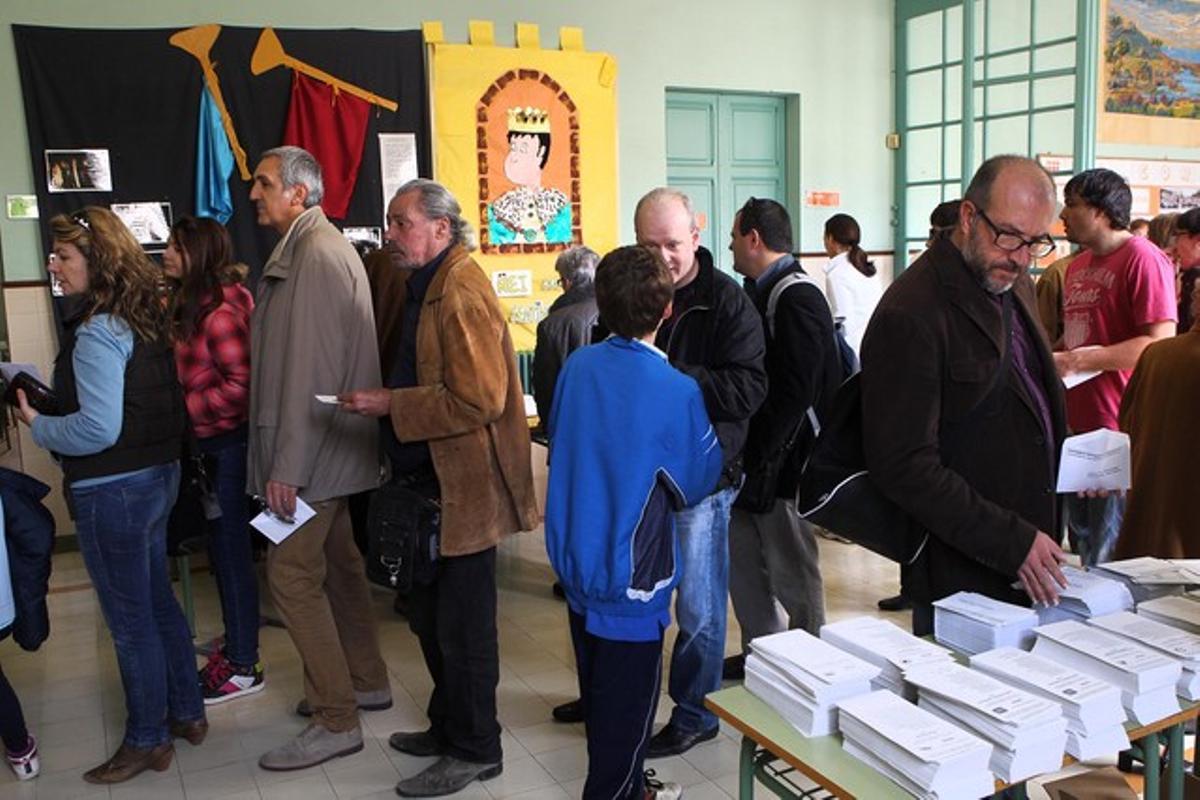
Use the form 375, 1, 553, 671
1056, 429, 1131, 493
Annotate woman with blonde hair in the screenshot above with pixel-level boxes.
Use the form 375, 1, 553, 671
16, 207, 204, 783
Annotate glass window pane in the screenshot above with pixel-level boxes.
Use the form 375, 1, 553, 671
945, 4, 964, 63
1034, 0, 1076, 43
973, 120, 985, 175
974, 85, 985, 111
985, 116, 1030, 157
946, 65, 963, 121
908, 11, 944, 71
987, 0, 1031, 52
1031, 108, 1074, 156
1034, 42, 1075, 71
988, 51, 1031, 79
908, 185, 944, 239
987, 81, 1030, 115
944, 123, 963, 182
908, 70, 944, 126
974, 55, 985, 81
907, 128, 943, 183
1033, 75, 1074, 108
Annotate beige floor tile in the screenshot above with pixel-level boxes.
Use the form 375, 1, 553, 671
257, 774, 335, 800
478, 756, 556, 798
530, 742, 587, 784
180, 760, 259, 800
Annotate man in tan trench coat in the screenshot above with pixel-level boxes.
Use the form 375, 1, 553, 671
340, 178, 539, 797
248, 146, 390, 771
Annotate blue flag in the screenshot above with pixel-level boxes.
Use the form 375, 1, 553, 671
195, 85, 235, 224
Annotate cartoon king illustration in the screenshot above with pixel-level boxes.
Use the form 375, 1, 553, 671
487, 106, 572, 245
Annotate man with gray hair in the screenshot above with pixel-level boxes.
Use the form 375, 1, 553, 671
340, 178, 539, 796
248, 146, 391, 770
532, 245, 600, 423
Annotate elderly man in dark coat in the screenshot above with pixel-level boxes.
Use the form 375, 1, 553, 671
532, 246, 600, 423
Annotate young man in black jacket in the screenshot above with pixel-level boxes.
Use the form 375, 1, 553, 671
727, 198, 839, 666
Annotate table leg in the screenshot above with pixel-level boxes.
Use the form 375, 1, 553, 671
740, 735, 756, 800
1143, 731, 1161, 800
1167, 722, 1185, 800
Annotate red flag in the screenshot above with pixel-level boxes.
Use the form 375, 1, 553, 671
282, 72, 370, 219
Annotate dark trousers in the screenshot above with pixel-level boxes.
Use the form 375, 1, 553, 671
912, 602, 934, 637
569, 610, 663, 800
0, 662, 29, 752
409, 546, 502, 763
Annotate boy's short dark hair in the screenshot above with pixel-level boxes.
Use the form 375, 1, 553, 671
595, 245, 674, 340
1064, 168, 1132, 231
738, 197, 793, 254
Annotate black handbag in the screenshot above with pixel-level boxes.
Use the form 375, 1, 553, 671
167, 438, 221, 557
366, 483, 440, 592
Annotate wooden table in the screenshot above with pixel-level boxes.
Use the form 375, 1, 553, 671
706, 685, 1200, 799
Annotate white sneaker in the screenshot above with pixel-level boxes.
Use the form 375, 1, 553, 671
6, 735, 39, 781
644, 769, 682, 799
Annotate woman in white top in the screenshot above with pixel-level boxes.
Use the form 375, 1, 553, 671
822, 213, 882, 357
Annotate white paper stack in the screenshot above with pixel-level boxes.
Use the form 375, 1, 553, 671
1032, 565, 1135, 625
1091, 610, 1200, 700
1093, 557, 1195, 603
933, 592, 1037, 654
1032, 620, 1181, 724
971, 647, 1130, 760
904, 661, 1067, 783
837, 690, 995, 800
820, 616, 954, 699
1138, 595, 1200, 635
743, 629, 881, 736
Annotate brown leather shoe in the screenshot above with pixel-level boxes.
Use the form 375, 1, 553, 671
169, 717, 209, 746
83, 742, 174, 784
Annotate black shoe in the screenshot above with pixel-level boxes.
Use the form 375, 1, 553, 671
551, 699, 583, 723
722, 654, 745, 681
877, 593, 912, 612
551, 582, 566, 601
388, 729, 442, 757
645, 723, 719, 758
394, 755, 502, 797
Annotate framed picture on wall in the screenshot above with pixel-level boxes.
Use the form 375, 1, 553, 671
44, 148, 112, 193
110, 201, 172, 250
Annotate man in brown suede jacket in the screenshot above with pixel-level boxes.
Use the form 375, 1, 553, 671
340, 178, 538, 797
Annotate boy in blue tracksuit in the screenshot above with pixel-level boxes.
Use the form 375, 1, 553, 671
545, 245, 722, 800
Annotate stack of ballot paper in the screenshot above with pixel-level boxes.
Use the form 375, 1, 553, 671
933, 591, 1038, 654
821, 616, 954, 699
904, 661, 1068, 783
971, 647, 1130, 760
1093, 557, 1195, 604
837, 689, 995, 799
743, 629, 880, 736
1032, 620, 1181, 724
1090, 610, 1200, 700
1138, 594, 1200, 635
1033, 565, 1135, 625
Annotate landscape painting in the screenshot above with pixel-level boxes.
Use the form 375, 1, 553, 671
1101, 0, 1200, 145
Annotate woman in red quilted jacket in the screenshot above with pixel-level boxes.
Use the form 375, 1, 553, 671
163, 216, 262, 705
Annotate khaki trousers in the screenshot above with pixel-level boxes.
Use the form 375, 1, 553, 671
266, 496, 388, 732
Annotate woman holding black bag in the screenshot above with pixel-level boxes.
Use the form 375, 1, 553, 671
162, 215, 261, 705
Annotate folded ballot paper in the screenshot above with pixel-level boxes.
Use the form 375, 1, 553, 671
1089, 611, 1200, 700
905, 661, 1068, 783
1055, 429, 1130, 493
1032, 565, 1135, 625
1138, 594, 1200, 634
821, 616, 954, 699
743, 629, 880, 736
1093, 557, 1197, 604
837, 689, 995, 800
971, 647, 1130, 761
1032, 619, 1181, 725
933, 591, 1037, 654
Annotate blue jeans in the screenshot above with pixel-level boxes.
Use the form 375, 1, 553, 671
199, 428, 259, 667
667, 485, 736, 734
1067, 493, 1125, 567
73, 462, 204, 748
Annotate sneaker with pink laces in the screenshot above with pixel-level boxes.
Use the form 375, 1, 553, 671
6, 735, 39, 781
199, 651, 265, 705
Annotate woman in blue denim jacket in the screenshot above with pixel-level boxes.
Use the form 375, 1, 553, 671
15, 207, 205, 784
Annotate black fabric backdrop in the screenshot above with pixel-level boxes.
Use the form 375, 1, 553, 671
13, 24, 430, 290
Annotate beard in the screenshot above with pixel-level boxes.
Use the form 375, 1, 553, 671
962, 228, 1023, 295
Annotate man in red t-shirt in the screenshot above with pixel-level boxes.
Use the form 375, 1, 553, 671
1055, 168, 1177, 565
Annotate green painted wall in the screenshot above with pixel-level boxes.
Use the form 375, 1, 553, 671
0, 0, 896, 282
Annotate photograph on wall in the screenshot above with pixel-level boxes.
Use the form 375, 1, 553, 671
6, 195, 38, 220
45, 148, 112, 193
110, 201, 172, 248
343, 226, 382, 255
1100, 0, 1200, 146
1160, 186, 1200, 210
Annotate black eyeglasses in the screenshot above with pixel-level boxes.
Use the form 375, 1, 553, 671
71, 209, 91, 231
975, 208, 1055, 258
